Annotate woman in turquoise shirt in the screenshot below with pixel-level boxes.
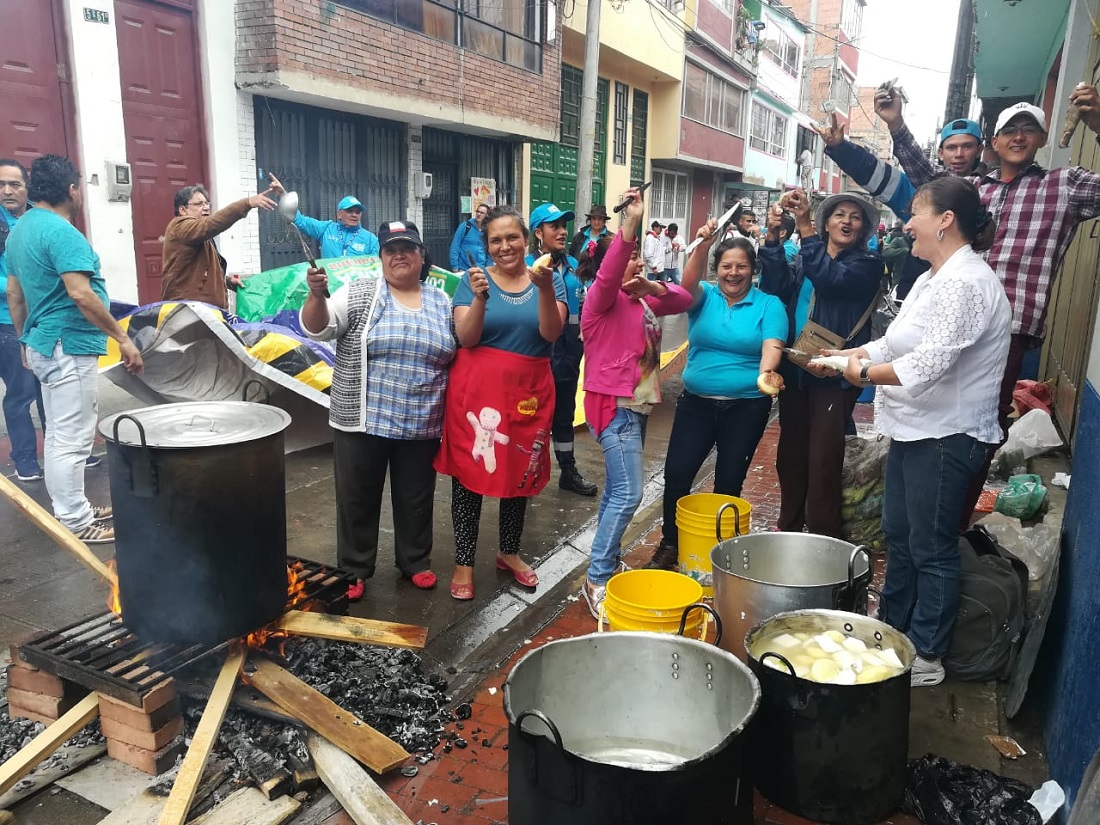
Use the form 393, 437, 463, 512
646, 222, 788, 570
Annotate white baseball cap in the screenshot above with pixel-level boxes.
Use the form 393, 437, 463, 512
994, 102, 1047, 135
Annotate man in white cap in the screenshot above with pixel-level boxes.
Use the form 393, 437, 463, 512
877, 84, 1100, 525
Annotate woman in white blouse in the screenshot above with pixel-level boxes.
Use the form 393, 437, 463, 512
826, 176, 1011, 687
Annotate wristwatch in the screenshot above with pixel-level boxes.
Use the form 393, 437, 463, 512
859, 364, 874, 387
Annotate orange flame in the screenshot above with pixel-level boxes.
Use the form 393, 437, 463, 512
106, 559, 122, 616
243, 563, 310, 653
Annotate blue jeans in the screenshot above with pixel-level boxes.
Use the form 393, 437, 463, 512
661, 391, 772, 546
880, 434, 991, 658
0, 323, 43, 468
587, 408, 647, 584
25, 343, 98, 530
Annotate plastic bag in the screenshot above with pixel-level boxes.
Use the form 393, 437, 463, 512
977, 513, 1059, 582
841, 434, 891, 487
903, 754, 1042, 825
994, 474, 1047, 520
1000, 410, 1063, 461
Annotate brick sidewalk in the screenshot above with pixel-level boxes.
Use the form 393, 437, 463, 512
322, 405, 919, 825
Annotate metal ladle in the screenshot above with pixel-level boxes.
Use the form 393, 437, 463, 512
277, 190, 327, 297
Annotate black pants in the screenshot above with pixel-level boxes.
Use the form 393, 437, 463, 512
550, 323, 583, 471
333, 430, 439, 580
661, 391, 773, 546
451, 478, 528, 567
776, 380, 861, 537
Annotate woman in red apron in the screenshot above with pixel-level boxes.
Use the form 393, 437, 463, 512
435, 205, 568, 600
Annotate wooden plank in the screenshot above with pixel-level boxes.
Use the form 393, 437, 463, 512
226, 735, 291, 801
306, 733, 415, 825
189, 786, 299, 825
97, 759, 232, 825
285, 793, 342, 825
0, 473, 113, 583
273, 611, 427, 650
0, 810, 12, 825
247, 659, 409, 775
156, 648, 245, 825
0, 692, 99, 796
0, 742, 106, 809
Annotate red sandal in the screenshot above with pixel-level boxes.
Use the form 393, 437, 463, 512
496, 555, 538, 588
411, 570, 437, 590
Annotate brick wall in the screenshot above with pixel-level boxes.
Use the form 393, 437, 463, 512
235, 0, 561, 136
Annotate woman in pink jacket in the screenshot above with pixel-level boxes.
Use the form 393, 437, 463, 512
579, 187, 693, 618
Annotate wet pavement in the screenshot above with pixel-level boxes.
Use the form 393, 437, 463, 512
0, 307, 1057, 824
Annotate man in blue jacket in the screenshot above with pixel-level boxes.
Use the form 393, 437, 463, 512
448, 202, 491, 271
268, 174, 379, 258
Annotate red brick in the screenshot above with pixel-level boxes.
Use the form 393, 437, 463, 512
452, 762, 508, 796
9, 644, 39, 671
404, 775, 478, 812
107, 735, 185, 775
101, 713, 184, 752
7, 665, 66, 697
6, 687, 81, 721
98, 692, 181, 732
6, 704, 54, 726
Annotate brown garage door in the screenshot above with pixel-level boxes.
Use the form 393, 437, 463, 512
0, 0, 75, 165
115, 0, 206, 303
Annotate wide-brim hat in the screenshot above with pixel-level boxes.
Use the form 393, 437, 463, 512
815, 192, 879, 246
586, 204, 610, 219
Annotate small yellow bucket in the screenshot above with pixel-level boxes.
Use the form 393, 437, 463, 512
597, 569, 711, 640
676, 494, 752, 596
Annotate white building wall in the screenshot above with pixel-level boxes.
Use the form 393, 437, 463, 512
198, 0, 261, 276
63, 0, 138, 304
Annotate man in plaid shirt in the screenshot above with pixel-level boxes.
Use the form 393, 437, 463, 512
872, 85, 1100, 523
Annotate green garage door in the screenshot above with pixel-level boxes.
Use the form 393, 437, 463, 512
530, 65, 608, 227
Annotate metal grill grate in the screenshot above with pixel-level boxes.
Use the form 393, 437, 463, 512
19, 557, 353, 706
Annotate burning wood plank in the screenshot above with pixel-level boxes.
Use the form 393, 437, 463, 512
306, 733, 415, 825
273, 611, 428, 650
225, 735, 291, 801
0, 474, 114, 583
0, 692, 99, 796
156, 648, 245, 825
246, 658, 409, 774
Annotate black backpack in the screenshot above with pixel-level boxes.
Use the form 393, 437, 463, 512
944, 525, 1029, 681
0, 215, 9, 257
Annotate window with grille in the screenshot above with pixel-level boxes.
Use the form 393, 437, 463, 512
631, 89, 648, 185
613, 82, 628, 165
337, 0, 542, 73
749, 102, 787, 156
651, 168, 689, 224
762, 27, 800, 76
682, 61, 745, 135
833, 72, 854, 114
839, 0, 864, 40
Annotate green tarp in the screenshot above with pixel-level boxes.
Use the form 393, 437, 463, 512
235, 255, 462, 322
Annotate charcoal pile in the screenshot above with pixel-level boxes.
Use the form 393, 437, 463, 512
0, 708, 103, 764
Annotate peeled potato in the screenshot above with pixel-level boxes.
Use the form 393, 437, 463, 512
533, 253, 553, 272
803, 643, 828, 660
857, 665, 893, 684
811, 659, 840, 682
757, 371, 782, 396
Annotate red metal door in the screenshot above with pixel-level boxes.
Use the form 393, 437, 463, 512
0, 0, 75, 164
115, 0, 206, 303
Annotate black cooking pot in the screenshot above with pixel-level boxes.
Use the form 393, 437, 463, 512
504, 631, 760, 825
745, 609, 916, 825
98, 399, 292, 645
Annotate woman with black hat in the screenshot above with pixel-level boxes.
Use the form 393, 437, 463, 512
569, 203, 612, 258
758, 190, 883, 538
300, 221, 455, 602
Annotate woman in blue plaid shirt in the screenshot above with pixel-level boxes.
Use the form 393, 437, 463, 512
301, 221, 456, 602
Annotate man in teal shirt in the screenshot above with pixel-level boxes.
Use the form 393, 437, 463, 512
6, 155, 143, 544
0, 158, 45, 482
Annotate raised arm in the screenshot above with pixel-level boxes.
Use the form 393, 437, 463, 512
819, 113, 917, 221
585, 187, 646, 316
680, 218, 719, 311
168, 198, 258, 244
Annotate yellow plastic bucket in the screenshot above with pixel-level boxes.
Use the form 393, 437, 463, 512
676, 494, 752, 596
598, 570, 710, 639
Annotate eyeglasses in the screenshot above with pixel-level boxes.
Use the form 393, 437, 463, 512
997, 124, 1043, 137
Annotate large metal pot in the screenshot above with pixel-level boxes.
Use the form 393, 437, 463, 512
504, 632, 760, 825
711, 529, 871, 659
98, 399, 292, 645
745, 609, 915, 825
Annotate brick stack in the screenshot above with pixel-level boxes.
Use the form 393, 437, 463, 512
6, 644, 83, 725
98, 680, 185, 775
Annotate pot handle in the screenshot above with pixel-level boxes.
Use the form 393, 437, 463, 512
241, 379, 271, 404
760, 651, 796, 676
861, 585, 886, 621
112, 413, 159, 497
848, 545, 872, 588
715, 500, 743, 543
515, 708, 564, 749
678, 602, 722, 646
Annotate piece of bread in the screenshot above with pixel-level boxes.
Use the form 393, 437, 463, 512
757, 372, 783, 396
533, 253, 553, 272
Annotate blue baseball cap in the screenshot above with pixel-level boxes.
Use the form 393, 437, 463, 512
337, 196, 364, 211
529, 202, 575, 229
939, 119, 983, 146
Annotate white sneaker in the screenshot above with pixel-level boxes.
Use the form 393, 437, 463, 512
910, 655, 945, 687
582, 579, 606, 620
